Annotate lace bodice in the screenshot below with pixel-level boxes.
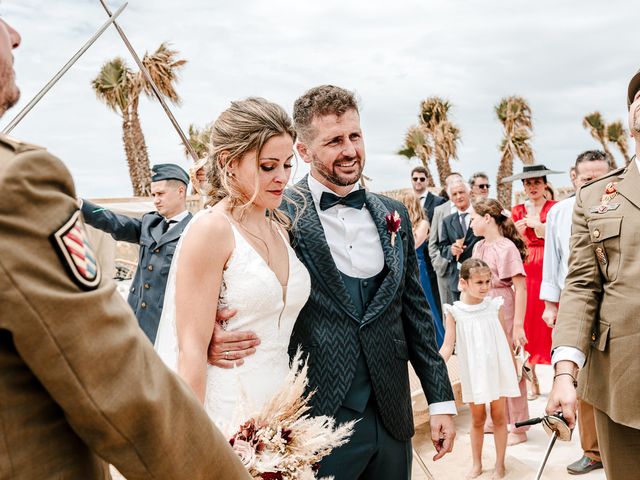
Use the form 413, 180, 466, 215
154, 209, 311, 435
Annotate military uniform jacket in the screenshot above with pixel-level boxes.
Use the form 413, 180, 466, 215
0, 136, 250, 479
554, 160, 640, 429
285, 177, 454, 441
81, 200, 192, 342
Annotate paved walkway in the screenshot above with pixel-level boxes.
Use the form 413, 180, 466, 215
412, 365, 606, 479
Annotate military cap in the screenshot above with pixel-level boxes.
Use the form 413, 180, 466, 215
628, 69, 640, 109
151, 163, 189, 185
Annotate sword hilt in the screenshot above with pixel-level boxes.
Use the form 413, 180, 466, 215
514, 416, 544, 428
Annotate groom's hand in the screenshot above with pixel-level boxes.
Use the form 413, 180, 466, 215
207, 308, 260, 368
430, 414, 456, 461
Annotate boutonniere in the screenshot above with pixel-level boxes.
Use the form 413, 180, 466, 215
385, 211, 401, 246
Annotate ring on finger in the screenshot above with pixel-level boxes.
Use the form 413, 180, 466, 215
224, 350, 230, 360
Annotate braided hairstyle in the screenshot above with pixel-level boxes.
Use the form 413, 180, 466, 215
473, 198, 528, 262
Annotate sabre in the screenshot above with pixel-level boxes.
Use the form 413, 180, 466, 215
535, 432, 557, 480
412, 447, 435, 480
2, 2, 128, 134
98, 0, 200, 165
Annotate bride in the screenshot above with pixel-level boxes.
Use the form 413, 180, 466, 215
154, 97, 311, 434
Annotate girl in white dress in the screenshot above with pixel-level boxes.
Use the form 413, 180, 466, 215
439, 258, 520, 480
154, 98, 311, 434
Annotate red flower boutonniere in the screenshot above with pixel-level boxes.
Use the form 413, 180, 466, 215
385, 211, 401, 246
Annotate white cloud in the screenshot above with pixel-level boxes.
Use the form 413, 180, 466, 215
3, 0, 637, 198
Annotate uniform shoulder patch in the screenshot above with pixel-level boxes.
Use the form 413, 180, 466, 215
51, 210, 101, 290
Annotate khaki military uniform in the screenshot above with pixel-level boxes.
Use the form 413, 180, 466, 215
0, 135, 250, 479
555, 159, 640, 479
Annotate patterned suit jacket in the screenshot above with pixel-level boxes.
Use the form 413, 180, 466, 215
284, 177, 454, 441
81, 201, 192, 342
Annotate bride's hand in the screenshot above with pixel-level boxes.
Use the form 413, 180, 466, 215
207, 308, 261, 368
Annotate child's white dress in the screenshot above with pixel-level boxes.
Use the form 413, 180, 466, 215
445, 296, 520, 404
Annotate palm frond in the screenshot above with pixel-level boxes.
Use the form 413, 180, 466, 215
139, 42, 187, 104
92, 57, 134, 114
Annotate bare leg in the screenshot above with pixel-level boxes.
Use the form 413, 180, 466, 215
467, 403, 486, 479
490, 398, 508, 479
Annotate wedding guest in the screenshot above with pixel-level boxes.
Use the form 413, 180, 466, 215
411, 166, 445, 318
440, 259, 521, 479
544, 182, 556, 200
211, 85, 457, 480
547, 71, 640, 479
0, 17, 250, 480
541, 150, 609, 475
471, 198, 530, 445
469, 172, 491, 199
411, 165, 445, 223
428, 172, 464, 308
397, 191, 445, 347
437, 179, 483, 301
81, 164, 192, 342
503, 164, 560, 398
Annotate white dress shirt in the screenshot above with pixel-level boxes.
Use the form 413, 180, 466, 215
540, 197, 574, 302
308, 174, 457, 415
165, 210, 189, 231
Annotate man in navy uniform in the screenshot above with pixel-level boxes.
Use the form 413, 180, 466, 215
82, 164, 192, 342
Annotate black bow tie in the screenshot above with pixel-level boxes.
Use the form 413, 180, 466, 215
319, 189, 366, 211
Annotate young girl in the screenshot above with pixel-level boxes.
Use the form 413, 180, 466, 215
439, 259, 520, 479
471, 198, 531, 445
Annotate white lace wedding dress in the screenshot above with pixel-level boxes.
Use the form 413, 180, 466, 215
154, 209, 311, 435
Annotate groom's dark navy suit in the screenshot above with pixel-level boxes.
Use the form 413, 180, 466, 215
285, 177, 454, 479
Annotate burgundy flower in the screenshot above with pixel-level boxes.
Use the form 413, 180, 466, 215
281, 428, 292, 444
385, 211, 401, 246
261, 472, 284, 480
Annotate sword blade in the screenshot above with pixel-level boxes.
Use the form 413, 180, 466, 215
412, 447, 436, 480
98, 0, 200, 164
535, 432, 557, 480
2, 2, 128, 135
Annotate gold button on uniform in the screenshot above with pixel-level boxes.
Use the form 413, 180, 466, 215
141, 302, 147, 308
144, 283, 150, 289
147, 265, 153, 271
592, 333, 597, 341
594, 229, 600, 238
154, 248, 160, 253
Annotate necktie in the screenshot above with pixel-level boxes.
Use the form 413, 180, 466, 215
319, 189, 366, 211
162, 219, 177, 234
459, 212, 468, 235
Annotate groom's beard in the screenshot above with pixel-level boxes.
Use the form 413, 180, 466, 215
311, 152, 364, 188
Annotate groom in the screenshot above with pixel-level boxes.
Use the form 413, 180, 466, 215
213, 85, 456, 479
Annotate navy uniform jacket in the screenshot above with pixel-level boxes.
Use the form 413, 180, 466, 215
81, 200, 192, 342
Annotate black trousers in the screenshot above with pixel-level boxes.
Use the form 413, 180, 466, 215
318, 400, 412, 480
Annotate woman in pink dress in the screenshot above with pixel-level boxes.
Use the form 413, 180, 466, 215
503, 164, 560, 399
471, 198, 530, 445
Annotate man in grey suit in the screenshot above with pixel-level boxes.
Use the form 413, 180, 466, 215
428, 172, 463, 308
81, 164, 192, 342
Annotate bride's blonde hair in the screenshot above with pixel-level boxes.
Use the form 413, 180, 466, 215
205, 97, 298, 228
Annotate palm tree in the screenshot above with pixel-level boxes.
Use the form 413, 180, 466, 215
397, 125, 436, 187
419, 97, 460, 185
582, 112, 616, 168
92, 43, 186, 196
495, 96, 535, 209
185, 123, 212, 160
607, 120, 631, 165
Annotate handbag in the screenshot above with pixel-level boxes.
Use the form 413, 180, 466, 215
513, 346, 533, 382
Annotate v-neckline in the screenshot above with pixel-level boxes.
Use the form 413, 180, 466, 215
229, 221, 291, 290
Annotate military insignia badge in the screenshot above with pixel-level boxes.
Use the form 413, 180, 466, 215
51, 210, 101, 289
601, 182, 618, 204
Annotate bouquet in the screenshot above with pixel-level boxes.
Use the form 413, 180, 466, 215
228, 350, 355, 479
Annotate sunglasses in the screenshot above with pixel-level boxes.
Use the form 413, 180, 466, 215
476, 184, 490, 189
412, 177, 426, 182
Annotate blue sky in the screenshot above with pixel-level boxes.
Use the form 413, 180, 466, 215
3, 0, 637, 198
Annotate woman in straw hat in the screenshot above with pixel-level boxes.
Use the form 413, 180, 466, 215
502, 164, 560, 399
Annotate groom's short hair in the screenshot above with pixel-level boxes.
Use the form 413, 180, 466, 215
293, 85, 359, 142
